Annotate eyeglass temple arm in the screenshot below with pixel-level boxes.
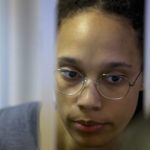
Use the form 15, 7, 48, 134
129, 71, 142, 86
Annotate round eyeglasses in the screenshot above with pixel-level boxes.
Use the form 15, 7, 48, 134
56, 68, 142, 100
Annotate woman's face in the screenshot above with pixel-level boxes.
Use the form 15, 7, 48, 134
56, 10, 143, 148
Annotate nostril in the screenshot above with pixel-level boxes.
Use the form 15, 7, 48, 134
78, 103, 101, 112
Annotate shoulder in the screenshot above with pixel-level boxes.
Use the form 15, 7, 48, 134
0, 102, 40, 150
0, 102, 40, 121
0, 102, 40, 129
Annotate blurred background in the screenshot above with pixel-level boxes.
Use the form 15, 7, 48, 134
0, 0, 41, 108
0, 0, 56, 108
145, 0, 150, 116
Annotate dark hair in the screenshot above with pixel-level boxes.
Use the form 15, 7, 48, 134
57, 0, 144, 116
58, 0, 144, 52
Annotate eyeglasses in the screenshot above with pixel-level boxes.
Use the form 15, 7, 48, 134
56, 67, 142, 100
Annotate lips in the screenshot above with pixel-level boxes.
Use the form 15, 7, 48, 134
77, 120, 102, 126
71, 120, 107, 133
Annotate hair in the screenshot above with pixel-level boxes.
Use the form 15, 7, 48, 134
58, 0, 144, 55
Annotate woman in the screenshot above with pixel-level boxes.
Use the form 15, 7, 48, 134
47, 0, 144, 149
0, 0, 144, 150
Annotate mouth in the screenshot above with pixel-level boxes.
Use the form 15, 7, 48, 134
71, 120, 108, 133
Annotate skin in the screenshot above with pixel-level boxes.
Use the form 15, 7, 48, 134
56, 10, 143, 150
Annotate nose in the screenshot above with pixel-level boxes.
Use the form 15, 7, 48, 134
77, 82, 102, 111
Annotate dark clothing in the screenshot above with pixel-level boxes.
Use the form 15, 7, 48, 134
0, 102, 39, 150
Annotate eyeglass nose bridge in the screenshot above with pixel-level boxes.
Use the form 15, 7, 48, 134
78, 77, 100, 96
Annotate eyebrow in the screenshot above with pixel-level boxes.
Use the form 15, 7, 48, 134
57, 57, 82, 67
57, 56, 132, 69
106, 62, 132, 69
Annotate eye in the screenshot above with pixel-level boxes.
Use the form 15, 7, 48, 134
102, 74, 127, 85
58, 68, 83, 81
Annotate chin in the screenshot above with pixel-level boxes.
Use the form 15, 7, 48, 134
69, 131, 116, 149
73, 138, 115, 149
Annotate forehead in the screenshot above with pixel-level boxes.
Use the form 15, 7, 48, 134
58, 10, 136, 41
57, 10, 141, 71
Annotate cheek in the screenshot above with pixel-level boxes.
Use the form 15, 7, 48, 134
56, 94, 74, 118
112, 90, 140, 130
